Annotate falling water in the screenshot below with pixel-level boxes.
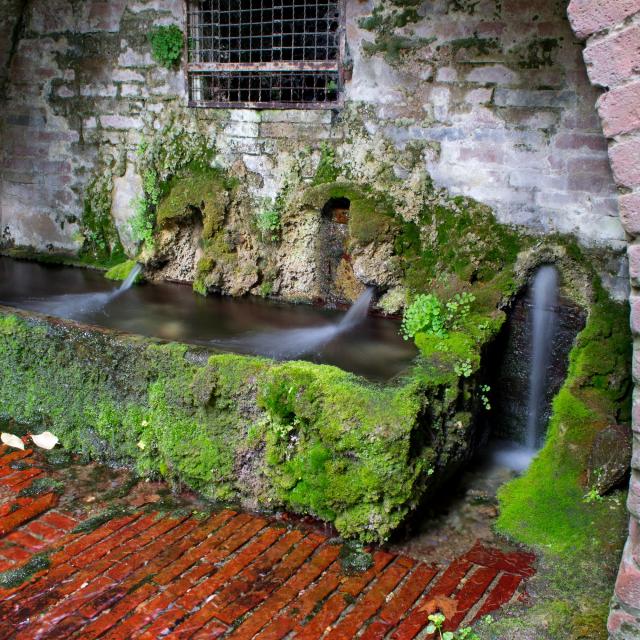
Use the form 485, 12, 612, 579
491, 265, 559, 472
26, 263, 142, 318
214, 288, 375, 359
525, 265, 559, 449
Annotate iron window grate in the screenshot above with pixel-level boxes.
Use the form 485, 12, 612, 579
186, 0, 343, 108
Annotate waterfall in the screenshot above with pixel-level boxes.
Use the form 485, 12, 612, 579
214, 288, 374, 359
525, 265, 558, 450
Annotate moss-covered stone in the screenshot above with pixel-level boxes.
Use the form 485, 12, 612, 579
156, 168, 230, 239
0, 307, 484, 542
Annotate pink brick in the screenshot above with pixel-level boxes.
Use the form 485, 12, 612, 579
610, 138, 640, 188
584, 24, 640, 88
630, 295, 640, 336
614, 538, 640, 608
568, 0, 640, 39
620, 192, 640, 235
629, 244, 640, 285
598, 82, 640, 137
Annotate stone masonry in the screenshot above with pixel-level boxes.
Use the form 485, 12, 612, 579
566, 0, 640, 638
0, 0, 628, 295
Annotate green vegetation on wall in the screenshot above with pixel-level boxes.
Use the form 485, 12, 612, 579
148, 25, 184, 69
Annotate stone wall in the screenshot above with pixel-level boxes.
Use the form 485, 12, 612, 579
566, 0, 640, 638
0, 0, 628, 295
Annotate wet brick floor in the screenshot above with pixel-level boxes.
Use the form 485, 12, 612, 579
0, 444, 535, 639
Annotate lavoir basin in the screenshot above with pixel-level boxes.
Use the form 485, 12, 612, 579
0, 257, 416, 381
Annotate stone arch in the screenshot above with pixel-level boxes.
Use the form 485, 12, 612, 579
566, 1, 640, 636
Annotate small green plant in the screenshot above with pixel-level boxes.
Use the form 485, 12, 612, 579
426, 613, 481, 640
454, 358, 473, 378
255, 202, 281, 242
148, 25, 184, 69
445, 292, 475, 329
401, 294, 447, 339
583, 486, 604, 503
130, 195, 155, 248
401, 292, 476, 340
480, 384, 491, 410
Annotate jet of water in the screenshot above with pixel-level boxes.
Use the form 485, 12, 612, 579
24, 263, 142, 319
215, 288, 374, 359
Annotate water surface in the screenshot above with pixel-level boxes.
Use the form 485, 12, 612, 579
0, 257, 416, 381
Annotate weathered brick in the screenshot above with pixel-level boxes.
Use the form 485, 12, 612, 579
568, 0, 640, 39
620, 192, 640, 236
598, 82, 640, 137
584, 23, 640, 88
610, 138, 640, 188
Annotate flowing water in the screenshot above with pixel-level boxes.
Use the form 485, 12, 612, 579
0, 258, 415, 380
215, 288, 374, 358
491, 265, 560, 471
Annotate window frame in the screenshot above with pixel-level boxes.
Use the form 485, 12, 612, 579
183, 0, 346, 110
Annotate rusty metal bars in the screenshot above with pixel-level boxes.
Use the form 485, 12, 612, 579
186, 0, 342, 108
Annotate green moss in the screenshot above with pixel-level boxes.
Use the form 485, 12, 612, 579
449, 37, 501, 56
0, 553, 50, 589
18, 477, 64, 498
0, 310, 478, 542
79, 173, 126, 265
148, 25, 183, 69
312, 144, 340, 186
510, 37, 560, 70
72, 506, 133, 534
105, 260, 142, 283
362, 35, 435, 64
156, 167, 229, 239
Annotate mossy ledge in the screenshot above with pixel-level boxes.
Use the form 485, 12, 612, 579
0, 307, 485, 543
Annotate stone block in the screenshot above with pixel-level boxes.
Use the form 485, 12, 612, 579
464, 88, 493, 105
229, 109, 261, 123
100, 115, 143, 130
584, 24, 640, 88
79, 1, 127, 33
113, 69, 145, 83
553, 132, 608, 152
466, 65, 519, 85
259, 110, 333, 125
493, 89, 573, 108
610, 138, 640, 188
620, 192, 640, 236
598, 82, 640, 137
630, 244, 640, 286
631, 296, 640, 337
223, 121, 260, 138
568, 0, 640, 39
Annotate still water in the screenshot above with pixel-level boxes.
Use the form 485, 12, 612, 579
0, 257, 416, 381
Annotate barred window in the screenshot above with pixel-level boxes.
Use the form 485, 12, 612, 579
186, 1, 343, 108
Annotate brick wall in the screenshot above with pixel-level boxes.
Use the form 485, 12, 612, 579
566, 0, 640, 637
0, 0, 628, 295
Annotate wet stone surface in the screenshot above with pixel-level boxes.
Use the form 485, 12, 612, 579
0, 440, 536, 639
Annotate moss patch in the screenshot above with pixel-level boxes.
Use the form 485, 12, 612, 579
156, 167, 230, 239
0, 553, 50, 589
105, 260, 142, 283
0, 309, 484, 542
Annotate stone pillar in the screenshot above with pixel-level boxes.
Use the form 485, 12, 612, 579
567, 1, 640, 637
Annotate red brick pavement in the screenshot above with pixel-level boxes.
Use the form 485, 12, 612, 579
0, 444, 535, 639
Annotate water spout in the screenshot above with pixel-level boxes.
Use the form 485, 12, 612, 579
214, 288, 374, 359
525, 265, 558, 450
26, 263, 142, 318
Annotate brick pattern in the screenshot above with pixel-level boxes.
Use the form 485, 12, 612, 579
0, 445, 536, 639
566, 1, 640, 637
